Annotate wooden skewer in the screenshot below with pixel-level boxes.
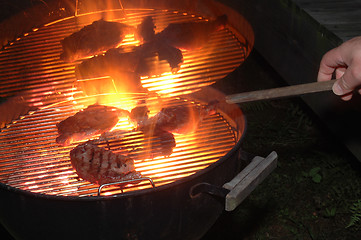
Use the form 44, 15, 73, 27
225, 79, 337, 104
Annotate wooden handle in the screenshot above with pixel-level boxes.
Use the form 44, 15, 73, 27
226, 79, 337, 104
223, 151, 278, 211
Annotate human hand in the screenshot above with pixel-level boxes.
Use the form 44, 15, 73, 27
317, 36, 361, 100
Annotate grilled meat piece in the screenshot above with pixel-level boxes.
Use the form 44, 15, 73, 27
125, 41, 184, 74
142, 101, 218, 134
60, 19, 135, 62
70, 142, 141, 185
135, 16, 183, 72
76, 40, 183, 79
56, 104, 129, 146
129, 101, 149, 128
151, 42, 183, 72
145, 129, 176, 157
155, 15, 227, 50
129, 102, 176, 157
136, 16, 156, 43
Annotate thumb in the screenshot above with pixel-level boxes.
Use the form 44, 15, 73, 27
333, 77, 352, 95
332, 76, 353, 100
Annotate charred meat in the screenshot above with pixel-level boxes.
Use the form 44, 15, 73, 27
149, 42, 183, 72
136, 16, 156, 43
134, 16, 183, 72
70, 141, 141, 185
128, 101, 218, 157
129, 102, 176, 157
129, 100, 149, 128
56, 104, 129, 146
141, 101, 218, 135
144, 129, 176, 157
155, 15, 227, 50
76, 41, 183, 79
60, 19, 135, 62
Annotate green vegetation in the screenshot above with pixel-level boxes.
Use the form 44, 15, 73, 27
347, 199, 361, 229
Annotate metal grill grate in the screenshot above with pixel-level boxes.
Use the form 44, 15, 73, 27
0, 95, 237, 197
0, 9, 247, 106
0, 8, 247, 197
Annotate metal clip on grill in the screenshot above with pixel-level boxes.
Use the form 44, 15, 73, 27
98, 176, 155, 196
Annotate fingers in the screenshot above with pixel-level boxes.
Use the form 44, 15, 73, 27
317, 48, 354, 100
317, 37, 361, 100
317, 47, 345, 82
341, 93, 353, 101
334, 67, 346, 79
333, 62, 361, 100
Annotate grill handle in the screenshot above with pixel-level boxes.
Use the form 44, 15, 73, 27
189, 151, 277, 211
226, 80, 336, 104
223, 151, 278, 211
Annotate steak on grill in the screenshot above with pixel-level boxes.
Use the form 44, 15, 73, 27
70, 141, 141, 185
60, 19, 135, 62
56, 104, 129, 146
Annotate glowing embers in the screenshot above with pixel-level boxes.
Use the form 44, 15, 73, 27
0, 96, 236, 197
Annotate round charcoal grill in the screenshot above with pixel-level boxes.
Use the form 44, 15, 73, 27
0, 1, 277, 240
0, 8, 248, 197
